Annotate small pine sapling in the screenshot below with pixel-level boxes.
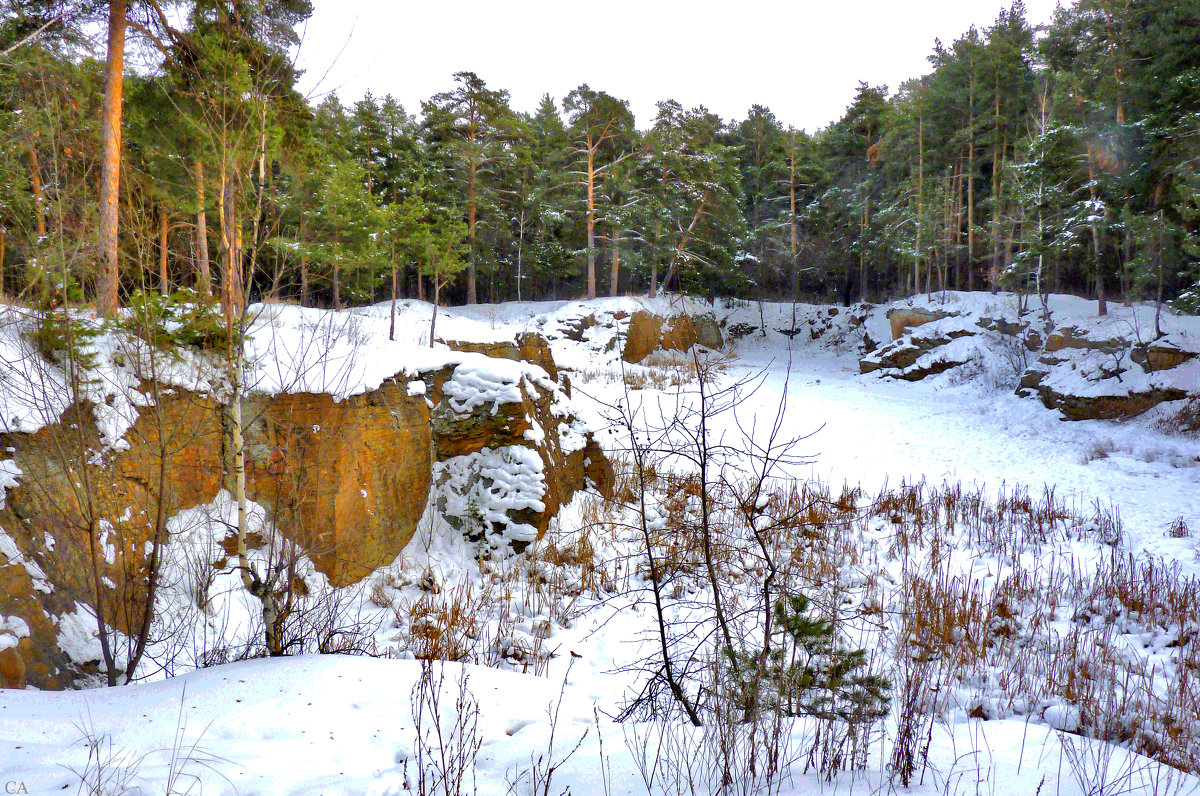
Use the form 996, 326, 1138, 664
728, 593, 890, 722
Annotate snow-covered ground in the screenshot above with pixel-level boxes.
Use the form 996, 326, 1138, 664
3, 654, 1192, 795
721, 313, 1200, 575
1, 293, 1198, 795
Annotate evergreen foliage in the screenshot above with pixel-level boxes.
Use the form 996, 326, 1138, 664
0, 0, 1196, 312
727, 593, 891, 722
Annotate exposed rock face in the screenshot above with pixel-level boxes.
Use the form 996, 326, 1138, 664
1042, 326, 1124, 355
622, 310, 724, 364
242, 385, 434, 585
0, 345, 606, 689
861, 300, 1198, 422
887, 307, 954, 340
1132, 343, 1196, 372
1023, 382, 1188, 421
440, 332, 559, 380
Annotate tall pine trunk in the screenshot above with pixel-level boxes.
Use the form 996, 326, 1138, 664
991, 74, 1004, 293
917, 113, 925, 296
389, 239, 398, 341
789, 135, 800, 299
97, 0, 127, 316
967, 139, 976, 291
609, 225, 620, 297
859, 196, 869, 302
466, 159, 477, 304
158, 205, 169, 296
1086, 150, 1106, 316
195, 159, 211, 295
28, 147, 46, 240
585, 144, 596, 299
333, 260, 340, 310
952, 160, 963, 289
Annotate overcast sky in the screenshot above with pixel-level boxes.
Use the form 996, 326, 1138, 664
293, 0, 1072, 133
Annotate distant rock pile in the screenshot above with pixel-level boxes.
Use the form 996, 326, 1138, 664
858, 297, 1200, 421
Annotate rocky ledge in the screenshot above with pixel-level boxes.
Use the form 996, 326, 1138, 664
0, 321, 608, 689
859, 296, 1200, 421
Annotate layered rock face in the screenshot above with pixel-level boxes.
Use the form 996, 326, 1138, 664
860, 301, 1199, 420
622, 310, 724, 364
1018, 326, 1195, 420
0, 340, 607, 689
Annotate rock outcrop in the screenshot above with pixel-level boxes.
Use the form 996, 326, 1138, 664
858, 297, 1200, 421
439, 332, 559, 380
622, 310, 724, 364
0, 343, 607, 689
1017, 324, 1194, 420
860, 308, 978, 380
887, 307, 954, 340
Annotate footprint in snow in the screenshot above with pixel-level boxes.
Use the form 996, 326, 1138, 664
505, 718, 536, 736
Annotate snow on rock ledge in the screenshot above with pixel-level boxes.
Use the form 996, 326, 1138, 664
856, 293, 1200, 420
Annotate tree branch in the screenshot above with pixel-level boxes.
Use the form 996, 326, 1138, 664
0, 12, 67, 59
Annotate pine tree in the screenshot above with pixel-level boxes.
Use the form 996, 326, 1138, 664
563, 84, 636, 299
422, 71, 513, 305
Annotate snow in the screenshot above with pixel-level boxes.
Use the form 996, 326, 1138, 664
0, 615, 29, 652
0, 458, 21, 509
55, 602, 113, 667
0, 656, 1193, 795
442, 362, 526, 415
1, 293, 1198, 793
436, 446, 548, 551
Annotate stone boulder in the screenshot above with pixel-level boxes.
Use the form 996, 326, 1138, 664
622, 310, 724, 364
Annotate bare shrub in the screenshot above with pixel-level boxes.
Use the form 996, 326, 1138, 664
1080, 439, 1117, 464
1166, 517, 1191, 538
1153, 396, 1200, 437
408, 662, 482, 796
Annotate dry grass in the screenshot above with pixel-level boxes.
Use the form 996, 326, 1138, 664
1154, 396, 1200, 437
1166, 516, 1191, 538
619, 469, 1197, 773
381, 455, 1198, 775
569, 351, 730, 392
865, 480, 1196, 772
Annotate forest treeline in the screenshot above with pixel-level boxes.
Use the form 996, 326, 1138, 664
1, 0, 1198, 316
